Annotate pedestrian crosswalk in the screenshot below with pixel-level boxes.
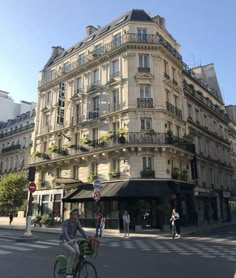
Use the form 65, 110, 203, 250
100, 237, 236, 262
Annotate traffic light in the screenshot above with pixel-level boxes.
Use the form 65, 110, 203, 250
28, 166, 36, 182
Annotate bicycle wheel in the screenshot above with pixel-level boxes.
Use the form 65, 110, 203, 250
76, 261, 98, 278
54, 260, 65, 278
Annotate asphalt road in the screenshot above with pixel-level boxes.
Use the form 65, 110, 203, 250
0, 226, 235, 278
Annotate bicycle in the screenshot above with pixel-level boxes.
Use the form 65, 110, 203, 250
54, 239, 99, 278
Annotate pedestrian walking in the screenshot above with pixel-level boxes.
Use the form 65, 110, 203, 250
122, 210, 130, 238
95, 210, 103, 237
170, 208, 181, 238
100, 216, 106, 237
9, 210, 14, 226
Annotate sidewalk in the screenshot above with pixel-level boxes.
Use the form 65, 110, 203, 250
0, 217, 235, 238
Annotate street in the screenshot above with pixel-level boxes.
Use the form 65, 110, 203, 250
0, 226, 235, 278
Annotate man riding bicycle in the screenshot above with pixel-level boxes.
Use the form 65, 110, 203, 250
60, 209, 88, 278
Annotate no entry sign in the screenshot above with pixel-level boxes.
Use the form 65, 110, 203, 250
93, 190, 101, 202
29, 182, 36, 193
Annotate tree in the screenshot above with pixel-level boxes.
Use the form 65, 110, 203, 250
0, 171, 28, 212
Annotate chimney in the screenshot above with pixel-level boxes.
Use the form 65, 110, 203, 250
152, 15, 166, 29
86, 25, 98, 36
51, 46, 64, 57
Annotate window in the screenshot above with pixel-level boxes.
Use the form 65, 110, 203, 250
87, 72, 91, 86
78, 53, 85, 65
94, 44, 102, 56
63, 63, 70, 72
174, 95, 178, 108
143, 157, 152, 170
164, 60, 169, 76
75, 103, 82, 123
44, 115, 50, 127
112, 60, 119, 76
92, 128, 98, 141
56, 168, 61, 178
112, 90, 120, 111
43, 141, 47, 153
140, 85, 151, 98
113, 33, 121, 47
91, 162, 98, 175
72, 165, 78, 179
166, 89, 170, 102
139, 54, 149, 68
176, 126, 180, 138
46, 91, 52, 106
137, 28, 147, 41
195, 109, 199, 123
187, 104, 192, 118
77, 77, 82, 90
204, 115, 208, 127
93, 96, 99, 111
141, 118, 152, 130
93, 69, 99, 84
111, 159, 120, 171
172, 67, 176, 81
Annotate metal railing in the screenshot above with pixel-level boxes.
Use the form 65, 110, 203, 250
2, 144, 21, 154
0, 123, 34, 139
39, 33, 183, 87
137, 98, 153, 108
166, 101, 182, 118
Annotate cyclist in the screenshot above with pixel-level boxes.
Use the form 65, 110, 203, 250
60, 208, 88, 278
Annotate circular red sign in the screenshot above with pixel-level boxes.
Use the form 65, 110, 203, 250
170, 193, 176, 200
93, 190, 101, 201
29, 182, 36, 193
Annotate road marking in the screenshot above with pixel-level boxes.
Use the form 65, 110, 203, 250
35, 241, 59, 246
110, 242, 119, 247
47, 239, 60, 243
0, 250, 11, 255
0, 238, 13, 242
16, 243, 49, 249
0, 245, 32, 251
122, 240, 135, 249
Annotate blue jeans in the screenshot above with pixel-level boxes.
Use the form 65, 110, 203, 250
96, 223, 101, 236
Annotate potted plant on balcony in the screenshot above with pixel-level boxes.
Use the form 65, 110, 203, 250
87, 172, 98, 183
179, 170, 188, 181
145, 129, 156, 136
140, 168, 155, 178
80, 137, 91, 146
64, 143, 77, 155
48, 145, 58, 158
99, 131, 114, 146
32, 151, 42, 159
109, 169, 121, 178
171, 168, 180, 179
182, 133, 193, 144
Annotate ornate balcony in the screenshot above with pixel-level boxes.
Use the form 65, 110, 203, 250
2, 144, 21, 154
0, 123, 34, 139
39, 33, 182, 88
166, 101, 182, 118
137, 98, 153, 108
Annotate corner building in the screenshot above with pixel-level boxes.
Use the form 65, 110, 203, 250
32, 9, 231, 230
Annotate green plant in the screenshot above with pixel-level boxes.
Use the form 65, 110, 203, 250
100, 131, 114, 142
40, 214, 54, 226
171, 168, 180, 179
145, 129, 156, 135
109, 169, 121, 178
180, 170, 188, 181
48, 145, 58, 154
182, 133, 193, 144
34, 215, 42, 225
87, 173, 98, 183
118, 127, 127, 134
32, 151, 41, 158
80, 137, 91, 145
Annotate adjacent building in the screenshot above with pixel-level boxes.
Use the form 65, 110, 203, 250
31, 9, 234, 230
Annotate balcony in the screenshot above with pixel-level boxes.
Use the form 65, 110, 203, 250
88, 111, 99, 120
183, 81, 228, 121
140, 169, 155, 178
138, 67, 150, 73
2, 144, 21, 154
166, 101, 182, 118
137, 98, 153, 108
0, 123, 34, 139
39, 33, 182, 88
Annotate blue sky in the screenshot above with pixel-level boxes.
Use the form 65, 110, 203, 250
0, 0, 235, 104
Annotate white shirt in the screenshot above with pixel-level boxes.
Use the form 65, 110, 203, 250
123, 214, 130, 224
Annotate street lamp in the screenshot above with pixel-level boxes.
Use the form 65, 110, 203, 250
56, 133, 71, 141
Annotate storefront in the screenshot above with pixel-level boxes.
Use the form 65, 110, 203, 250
63, 180, 195, 230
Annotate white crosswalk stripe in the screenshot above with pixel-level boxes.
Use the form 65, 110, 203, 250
35, 241, 59, 246
0, 244, 32, 251
16, 242, 49, 249
0, 250, 11, 255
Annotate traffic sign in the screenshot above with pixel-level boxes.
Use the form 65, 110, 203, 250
170, 193, 176, 200
93, 179, 101, 190
93, 190, 101, 202
29, 182, 36, 193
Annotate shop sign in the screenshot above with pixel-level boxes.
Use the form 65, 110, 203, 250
57, 81, 65, 125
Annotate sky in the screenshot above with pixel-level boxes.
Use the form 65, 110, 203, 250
0, 0, 236, 105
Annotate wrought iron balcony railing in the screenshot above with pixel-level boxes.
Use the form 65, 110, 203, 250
0, 123, 34, 139
88, 111, 99, 120
137, 98, 153, 108
2, 144, 21, 154
39, 33, 182, 87
166, 101, 182, 118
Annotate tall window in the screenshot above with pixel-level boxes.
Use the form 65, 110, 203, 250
164, 60, 169, 75
112, 60, 119, 76
111, 159, 120, 171
195, 109, 199, 122
139, 54, 149, 68
77, 77, 82, 90
92, 128, 98, 141
204, 115, 208, 127
44, 115, 50, 127
72, 165, 78, 179
141, 118, 152, 130
46, 91, 52, 106
56, 168, 61, 178
78, 53, 85, 65
174, 95, 178, 108
93, 69, 99, 84
113, 33, 121, 47
140, 85, 151, 98
137, 28, 147, 41
172, 67, 176, 81
91, 162, 98, 175
76, 103, 82, 123
63, 63, 70, 72
112, 90, 119, 111
187, 104, 192, 118
93, 96, 99, 111
143, 157, 152, 170
166, 89, 170, 102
